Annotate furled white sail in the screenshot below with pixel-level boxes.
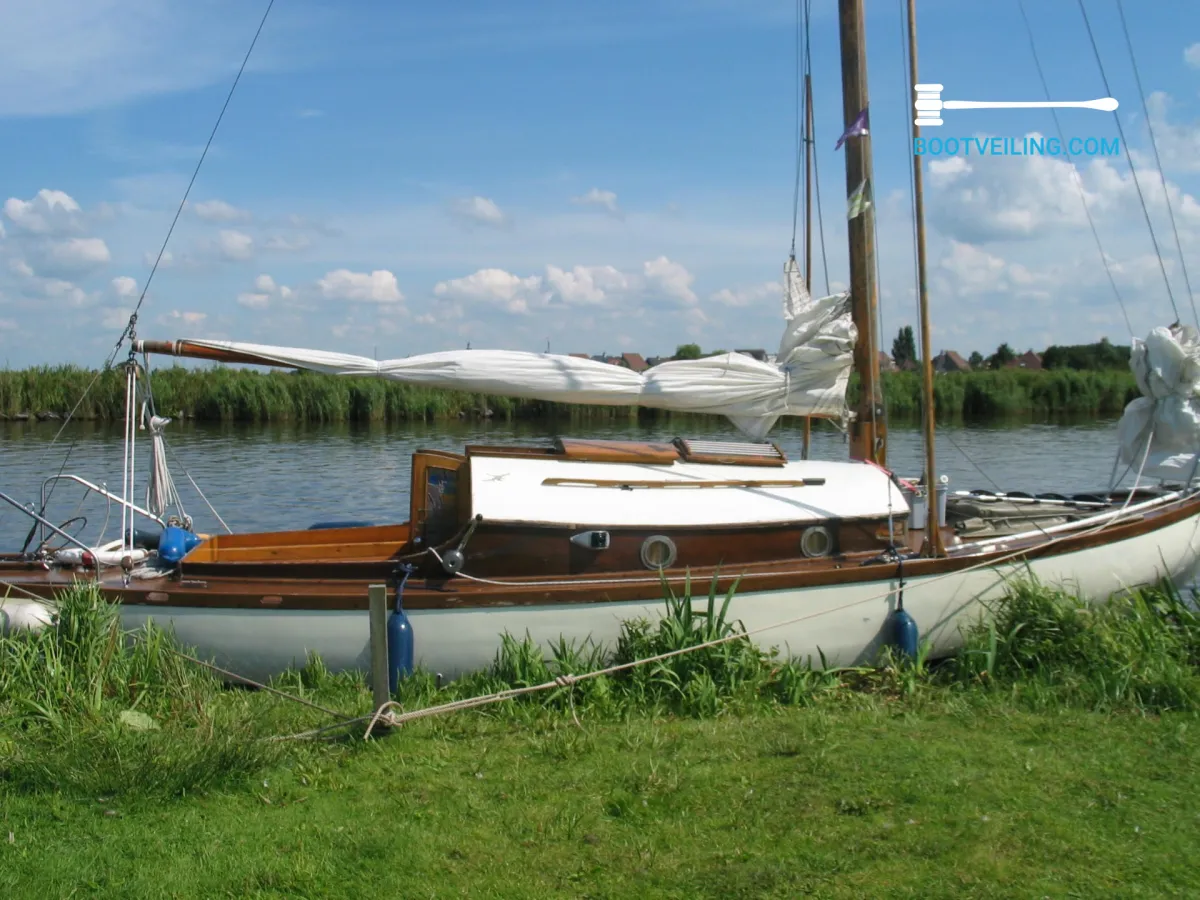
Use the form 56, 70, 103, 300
1116, 325, 1200, 481
181, 264, 854, 439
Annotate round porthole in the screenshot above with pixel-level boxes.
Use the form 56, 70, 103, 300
800, 525, 833, 558
640, 535, 678, 570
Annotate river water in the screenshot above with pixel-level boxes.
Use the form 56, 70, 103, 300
1, 417, 1126, 549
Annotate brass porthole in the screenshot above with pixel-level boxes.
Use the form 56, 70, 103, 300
800, 525, 833, 558
640, 535, 678, 570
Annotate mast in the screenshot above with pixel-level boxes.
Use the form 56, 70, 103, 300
906, 0, 944, 556
802, 72, 814, 461
837, 0, 885, 465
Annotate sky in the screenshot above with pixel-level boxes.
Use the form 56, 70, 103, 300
0, 0, 1197, 368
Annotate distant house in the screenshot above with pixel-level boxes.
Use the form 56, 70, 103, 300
645, 356, 668, 368
932, 350, 971, 374
569, 353, 590, 360
622, 352, 649, 373
878, 351, 898, 373
735, 348, 768, 362
1015, 350, 1042, 370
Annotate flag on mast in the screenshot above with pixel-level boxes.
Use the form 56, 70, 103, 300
846, 179, 872, 220
835, 107, 870, 150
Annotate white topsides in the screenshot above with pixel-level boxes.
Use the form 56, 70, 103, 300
468, 455, 909, 527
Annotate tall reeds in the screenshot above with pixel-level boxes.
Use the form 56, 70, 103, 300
0, 365, 1140, 423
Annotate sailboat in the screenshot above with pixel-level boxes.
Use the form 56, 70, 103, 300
3, 0, 1199, 681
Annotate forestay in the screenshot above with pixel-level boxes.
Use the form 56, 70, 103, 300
176, 260, 853, 440
1116, 324, 1200, 481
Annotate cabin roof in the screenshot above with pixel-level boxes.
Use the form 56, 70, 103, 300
467, 452, 908, 527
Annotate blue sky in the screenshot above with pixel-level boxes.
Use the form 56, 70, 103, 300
1, 0, 1197, 367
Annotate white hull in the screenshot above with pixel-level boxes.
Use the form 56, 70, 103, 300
115, 508, 1200, 683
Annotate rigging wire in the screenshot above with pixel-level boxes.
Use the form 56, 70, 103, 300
30, 0, 278, 535
802, 0, 832, 296
1114, 0, 1197, 330
1076, 0, 1180, 325
1015, 0, 1133, 337
789, 0, 804, 258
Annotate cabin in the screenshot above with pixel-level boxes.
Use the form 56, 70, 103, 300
180, 438, 909, 582
878, 351, 898, 373
1007, 350, 1042, 370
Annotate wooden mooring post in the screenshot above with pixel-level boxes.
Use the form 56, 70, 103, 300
368, 583, 391, 733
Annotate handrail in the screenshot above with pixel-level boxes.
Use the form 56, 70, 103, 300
0, 488, 94, 556
39, 475, 165, 549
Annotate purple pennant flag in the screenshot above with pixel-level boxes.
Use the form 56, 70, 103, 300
835, 106, 870, 150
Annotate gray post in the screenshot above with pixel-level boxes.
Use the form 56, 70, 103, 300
368, 583, 390, 720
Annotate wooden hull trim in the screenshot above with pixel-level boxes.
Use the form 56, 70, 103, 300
4, 490, 1200, 613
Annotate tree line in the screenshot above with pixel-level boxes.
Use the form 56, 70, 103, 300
890, 326, 1132, 372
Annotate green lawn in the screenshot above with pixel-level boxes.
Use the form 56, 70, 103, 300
2, 703, 1197, 899
3, 580, 1199, 898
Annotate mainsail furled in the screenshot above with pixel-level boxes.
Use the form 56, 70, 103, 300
1116, 324, 1200, 481
137, 261, 854, 440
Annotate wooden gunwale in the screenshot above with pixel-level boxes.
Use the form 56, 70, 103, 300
3, 492, 1197, 611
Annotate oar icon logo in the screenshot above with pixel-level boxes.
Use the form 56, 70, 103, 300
914, 83, 1118, 127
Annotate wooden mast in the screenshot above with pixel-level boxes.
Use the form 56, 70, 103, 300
801, 72, 814, 461
906, 0, 944, 556
837, 0, 885, 465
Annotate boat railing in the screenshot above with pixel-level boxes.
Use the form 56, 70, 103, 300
0, 487, 95, 557
38, 475, 165, 549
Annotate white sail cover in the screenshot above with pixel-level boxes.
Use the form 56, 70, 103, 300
1116, 325, 1200, 481
190, 261, 854, 440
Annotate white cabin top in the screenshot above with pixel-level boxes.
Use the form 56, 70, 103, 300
466, 439, 907, 528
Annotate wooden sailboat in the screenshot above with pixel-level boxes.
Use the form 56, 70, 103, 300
3, 0, 1199, 681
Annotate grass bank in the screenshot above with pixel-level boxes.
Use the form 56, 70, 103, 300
1, 578, 1199, 896
0, 364, 1139, 423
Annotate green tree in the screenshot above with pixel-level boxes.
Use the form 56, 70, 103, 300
892, 325, 917, 368
968, 351, 984, 370
674, 343, 703, 360
988, 343, 1015, 370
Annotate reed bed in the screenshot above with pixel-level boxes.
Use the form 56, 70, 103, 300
0, 365, 1139, 423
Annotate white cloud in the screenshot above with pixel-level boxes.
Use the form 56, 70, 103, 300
144, 249, 174, 268
318, 269, 404, 304
1145, 92, 1200, 174
279, 285, 293, 300
1186, 43, 1200, 69
42, 278, 90, 307
571, 188, 621, 216
9, 259, 34, 278
100, 306, 133, 330
263, 234, 311, 252
643, 256, 697, 304
111, 275, 138, 298
4, 189, 81, 233
254, 274, 277, 293
216, 230, 254, 261
448, 196, 507, 227
434, 268, 541, 314
298, 108, 324, 118
48, 237, 110, 270
164, 309, 207, 325
237, 292, 271, 309
544, 264, 629, 305
193, 199, 250, 222
711, 281, 781, 307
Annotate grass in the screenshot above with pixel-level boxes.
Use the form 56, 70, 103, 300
1, 578, 1198, 897
0, 364, 1140, 423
